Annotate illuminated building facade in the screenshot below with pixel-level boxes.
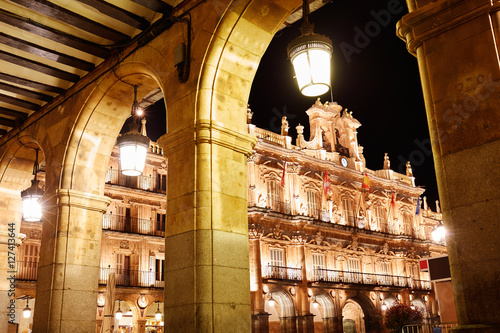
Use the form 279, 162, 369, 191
11, 100, 446, 333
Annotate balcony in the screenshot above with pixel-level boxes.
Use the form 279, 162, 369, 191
263, 264, 302, 282
102, 214, 165, 236
16, 261, 39, 281
105, 168, 166, 193
310, 268, 431, 290
99, 267, 164, 288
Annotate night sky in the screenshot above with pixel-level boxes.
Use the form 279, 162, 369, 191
145, 0, 440, 207
248, 0, 440, 207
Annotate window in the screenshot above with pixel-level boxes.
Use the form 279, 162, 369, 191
19, 244, 39, 280
267, 180, 282, 212
150, 256, 165, 287
402, 211, 413, 235
307, 190, 319, 218
347, 258, 361, 283
157, 174, 166, 193
379, 261, 392, 285
312, 253, 325, 280
156, 213, 166, 232
269, 248, 284, 279
374, 206, 387, 232
342, 197, 355, 226
155, 259, 165, 281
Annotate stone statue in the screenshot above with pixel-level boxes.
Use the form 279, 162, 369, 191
406, 161, 414, 177
435, 200, 441, 214
246, 104, 253, 124
383, 153, 390, 169
281, 116, 289, 136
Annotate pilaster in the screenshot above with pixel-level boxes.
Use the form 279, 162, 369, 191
397, 0, 500, 331
32, 189, 110, 332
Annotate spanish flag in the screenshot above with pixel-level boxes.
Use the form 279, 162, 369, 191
362, 173, 371, 191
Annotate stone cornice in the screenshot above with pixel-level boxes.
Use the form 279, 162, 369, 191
397, 0, 493, 55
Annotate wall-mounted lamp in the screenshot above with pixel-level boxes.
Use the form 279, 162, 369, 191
381, 303, 387, 311
21, 148, 44, 222
268, 293, 275, 307
432, 222, 446, 243
117, 86, 150, 177
312, 296, 319, 309
287, 0, 333, 97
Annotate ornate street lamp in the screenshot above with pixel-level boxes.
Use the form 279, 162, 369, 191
287, 0, 333, 97
117, 85, 150, 176
21, 149, 44, 222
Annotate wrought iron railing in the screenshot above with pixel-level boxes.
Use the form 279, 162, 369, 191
402, 322, 458, 333
263, 264, 302, 281
105, 168, 166, 193
99, 267, 164, 288
309, 268, 431, 290
16, 261, 39, 281
102, 214, 165, 236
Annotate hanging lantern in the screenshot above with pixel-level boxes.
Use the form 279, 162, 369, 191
117, 121, 149, 176
23, 299, 32, 318
287, 0, 333, 97
117, 85, 150, 176
432, 223, 446, 243
155, 302, 162, 321
21, 149, 44, 222
115, 300, 123, 320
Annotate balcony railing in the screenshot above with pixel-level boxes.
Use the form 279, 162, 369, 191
263, 264, 302, 282
16, 261, 39, 281
105, 168, 166, 193
309, 268, 432, 290
102, 214, 165, 236
99, 267, 164, 288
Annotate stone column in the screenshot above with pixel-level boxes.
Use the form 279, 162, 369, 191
159, 120, 256, 332
251, 313, 270, 333
397, 1, 500, 332
32, 189, 110, 332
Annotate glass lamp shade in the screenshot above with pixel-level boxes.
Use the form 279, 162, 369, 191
288, 33, 333, 97
155, 310, 162, 321
115, 309, 122, 320
382, 304, 387, 311
21, 179, 44, 222
23, 306, 31, 318
268, 299, 275, 307
117, 123, 150, 176
313, 301, 319, 309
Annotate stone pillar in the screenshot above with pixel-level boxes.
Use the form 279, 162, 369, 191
280, 316, 298, 333
397, 1, 500, 332
32, 189, 110, 332
322, 317, 337, 333
159, 120, 256, 332
137, 319, 147, 333
252, 313, 270, 333
297, 314, 315, 333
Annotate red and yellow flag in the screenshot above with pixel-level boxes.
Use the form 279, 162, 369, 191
362, 173, 371, 191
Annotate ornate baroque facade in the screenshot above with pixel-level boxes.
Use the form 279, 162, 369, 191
12, 100, 446, 333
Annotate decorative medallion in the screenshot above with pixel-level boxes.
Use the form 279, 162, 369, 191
137, 294, 148, 309
120, 240, 129, 249
30, 229, 42, 239
158, 246, 165, 253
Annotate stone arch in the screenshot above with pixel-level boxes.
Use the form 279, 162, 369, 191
311, 291, 337, 333
266, 287, 296, 333
343, 294, 379, 333
411, 297, 428, 318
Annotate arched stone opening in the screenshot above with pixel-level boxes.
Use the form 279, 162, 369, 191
266, 288, 296, 333
311, 291, 337, 333
343, 294, 378, 333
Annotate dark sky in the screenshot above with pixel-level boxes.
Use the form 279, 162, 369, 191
145, 0, 440, 207
248, 0, 440, 207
